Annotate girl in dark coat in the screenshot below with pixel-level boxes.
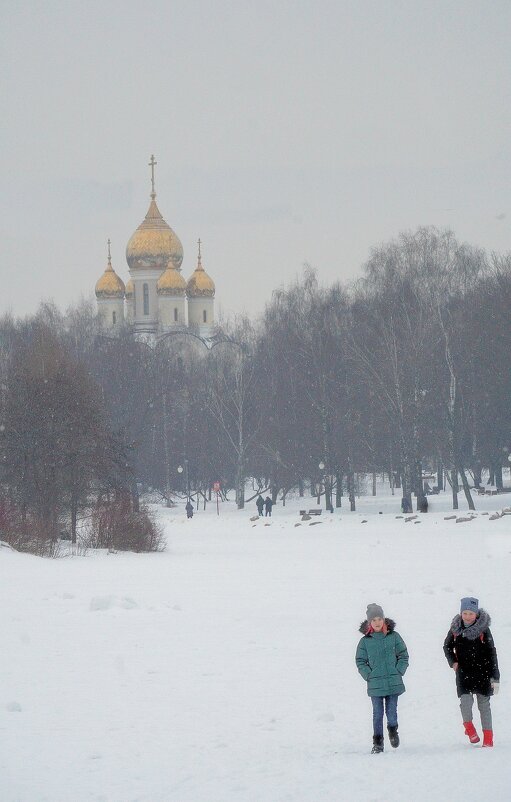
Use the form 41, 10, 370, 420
356, 603, 409, 753
443, 597, 500, 747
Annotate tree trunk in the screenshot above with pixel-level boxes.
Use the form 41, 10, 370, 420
459, 467, 475, 511
495, 463, 503, 491
162, 393, 173, 507
335, 472, 342, 508
400, 435, 413, 512
472, 464, 482, 489
131, 477, 140, 513
71, 494, 78, 545
451, 467, 459, 510
348, 471, 356, 511
437, 462, 444, 491
325, 476, 333, 512
372, 471, 377, 496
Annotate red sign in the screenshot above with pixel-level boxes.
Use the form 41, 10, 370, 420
213, 481, 221, 492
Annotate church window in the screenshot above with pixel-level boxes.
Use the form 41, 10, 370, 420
203, 309, 207, 323
143, 283, 149, 315
174, 307, 178, 322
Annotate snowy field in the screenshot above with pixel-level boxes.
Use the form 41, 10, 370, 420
1, 489, 511, 802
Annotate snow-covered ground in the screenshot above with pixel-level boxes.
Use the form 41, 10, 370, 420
1, 489, 511, 802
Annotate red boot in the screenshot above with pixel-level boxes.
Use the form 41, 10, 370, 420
463, 721, 480, 743
482, 729, 493, 747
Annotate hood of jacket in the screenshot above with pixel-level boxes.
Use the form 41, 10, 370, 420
449, 609, 491, 640
358, 618, 396, 635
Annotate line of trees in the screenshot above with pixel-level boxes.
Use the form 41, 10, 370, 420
0, 226, 509, 551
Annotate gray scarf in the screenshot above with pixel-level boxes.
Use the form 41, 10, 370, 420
450, 609, 491, 640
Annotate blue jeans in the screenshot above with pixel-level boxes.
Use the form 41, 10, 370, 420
371, 694, 398, 736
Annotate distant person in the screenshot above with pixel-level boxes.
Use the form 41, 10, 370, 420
401, 497, 412, 514
264, 496, 273, 517
256, 495, 264, 516
418, 496, 428, 513
185, 500, 194, 519
355, 603, 409, 754
443, 597, 500, 748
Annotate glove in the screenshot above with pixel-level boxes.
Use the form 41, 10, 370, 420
491, 680, 500, 695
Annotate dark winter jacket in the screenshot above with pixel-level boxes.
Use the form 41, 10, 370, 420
355, 619, 409, 697
443, 609, 500, 697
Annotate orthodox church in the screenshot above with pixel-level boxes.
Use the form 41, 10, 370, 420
95, 156, 215, 338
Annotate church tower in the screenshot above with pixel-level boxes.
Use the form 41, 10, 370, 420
95, 239, 125, 329
157, 261, 187, 330
186, 239, 215, 338
125, 155, 183, 333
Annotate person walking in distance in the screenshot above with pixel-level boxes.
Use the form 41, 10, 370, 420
264, 496, 273, 517
256, 495, 264, 516
443, 597, 500, 747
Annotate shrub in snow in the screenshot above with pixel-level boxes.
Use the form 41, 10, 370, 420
88, 496, 165, 552
0, 502, 61, 557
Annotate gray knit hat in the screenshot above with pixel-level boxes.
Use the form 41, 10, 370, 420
366, 603, 384, 621
460, 597, 479, 614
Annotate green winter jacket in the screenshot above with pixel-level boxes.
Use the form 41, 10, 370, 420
355, 618, 409, 697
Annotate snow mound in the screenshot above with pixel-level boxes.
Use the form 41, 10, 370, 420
89, 595, 139, 611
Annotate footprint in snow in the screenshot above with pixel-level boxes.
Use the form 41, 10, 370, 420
317, 712, 335, 722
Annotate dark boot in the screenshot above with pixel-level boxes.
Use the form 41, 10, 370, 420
371, 734, 384, 754
388, 725, 399, 748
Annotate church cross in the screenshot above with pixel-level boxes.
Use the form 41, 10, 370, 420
149, 154, 157, 197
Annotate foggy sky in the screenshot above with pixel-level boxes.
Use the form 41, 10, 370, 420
1, 0, 510, 321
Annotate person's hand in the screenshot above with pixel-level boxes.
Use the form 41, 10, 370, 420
491, 680, 500, 695
452, 662, 458, 672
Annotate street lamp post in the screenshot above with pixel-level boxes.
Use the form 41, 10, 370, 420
185, 459, 189, 501
318, 461, 333, 513
177, 460, 190, 500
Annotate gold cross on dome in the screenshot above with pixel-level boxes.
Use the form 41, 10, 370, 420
107, 238, 111, 260
149, 154, 157, 197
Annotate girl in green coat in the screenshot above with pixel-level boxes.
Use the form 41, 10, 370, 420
355, 603, 409, 753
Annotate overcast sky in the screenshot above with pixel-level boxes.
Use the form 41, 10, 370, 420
1, 0, 510, 320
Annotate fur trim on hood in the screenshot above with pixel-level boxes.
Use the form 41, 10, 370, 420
358, 618, 396, 635
449, 609, 491, 640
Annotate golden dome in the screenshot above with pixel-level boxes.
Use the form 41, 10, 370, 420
126, 157, 183, 271
95, 244, 125, 298
157, 263, 187, 296
186, 240, 215, 298
125, 278, 134, 299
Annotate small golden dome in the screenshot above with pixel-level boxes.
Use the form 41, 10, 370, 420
126, 158, 183, 271
157, 263, 187, 296
95, 244, 125, 298
186, 239, 215, 298
125, 279, 134, 299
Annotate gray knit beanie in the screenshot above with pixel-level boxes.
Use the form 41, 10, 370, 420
460, 597, 479, 614
366, 603, 384, 621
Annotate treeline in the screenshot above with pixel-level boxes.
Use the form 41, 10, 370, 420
0, 227, 510, 551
